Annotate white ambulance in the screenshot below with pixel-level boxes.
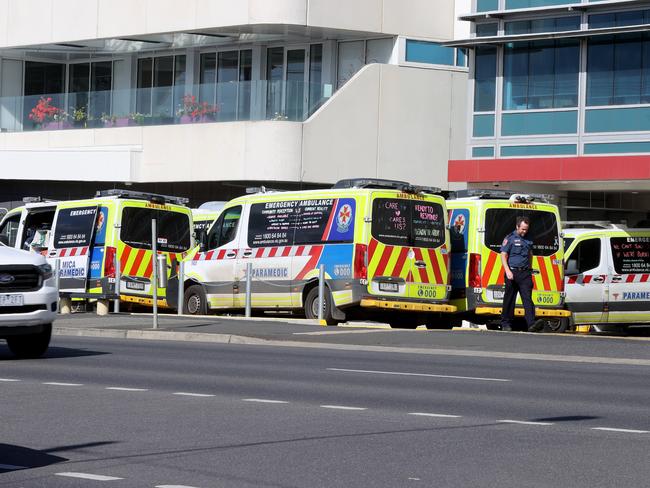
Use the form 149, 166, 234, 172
563, 224, 650, 331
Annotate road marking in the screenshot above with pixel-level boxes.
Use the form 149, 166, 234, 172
0, 464, 26, 470
592, 427, 649, 434
173, 392, 215, 398
320, 405, 367, 411
243, 399, 289, 404
409, 412, 462, 419
43, 382, 83, 386
156, 485, 202, 488
294, 330, 389, 335
327, 368, 510, 382
105, 387, 149, 392
497, 420, 554, 426
56, 472, 123, 481
0, 378, 20, 382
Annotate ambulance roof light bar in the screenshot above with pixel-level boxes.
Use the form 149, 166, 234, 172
562, 220, 626, 229
245, 186, 284, 194
22, 196, 57, 203
332, 178, 441, 194
452, 189, 553, 202
95, 189, 189, 205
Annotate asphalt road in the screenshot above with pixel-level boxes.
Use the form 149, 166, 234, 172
0, 335, 649, 487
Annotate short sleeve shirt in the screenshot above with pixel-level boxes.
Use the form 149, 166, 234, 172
500, 230, 533, 268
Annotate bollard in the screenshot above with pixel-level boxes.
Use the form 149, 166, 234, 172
317, 264, 325, 323
151, 219, 158, 329
54, 259, 61, 313
245, 262, 252, 318
97, 299, 109, 316
177, 260, 184, 316
59, 297, 72, 314
114, 252, 121, 314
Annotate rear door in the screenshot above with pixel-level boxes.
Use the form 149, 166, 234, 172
606, 234, 650, 324
368, 193, 448, 301
564, 236, 608, 324
48, 205, 99, 292
481, 205, 563, 306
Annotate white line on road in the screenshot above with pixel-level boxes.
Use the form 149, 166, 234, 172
56, 472, 123, 481
592, 427, 649, 434
105, 387, 149, 392
173, 392, 215, 398
409, 412, 462, 419
0, 464, 26, 470
0, 378, 20, 382
320, 405, 367, 411
293, 330, 389, 335
497, 420, 554, 426
156, 485, 202, 488
243, 399, 289, 404
327, 367, 510, 382
43, 382, 83, 386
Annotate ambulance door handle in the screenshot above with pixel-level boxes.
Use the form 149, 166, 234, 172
242, 250, 253, 258
225, 251, 237, 259
592, 276, 605, 283
611, 275, 622, 282
414, 260, 427, 268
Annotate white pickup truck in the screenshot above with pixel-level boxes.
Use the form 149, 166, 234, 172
0, 244, 57, 358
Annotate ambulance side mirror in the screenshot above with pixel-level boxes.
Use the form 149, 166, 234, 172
565, 259, 579, 276
196, 230, 208, 252
0, 235, 8, 246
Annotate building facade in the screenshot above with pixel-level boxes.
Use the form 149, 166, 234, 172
0, 0, 468, 208
449, 0, 650, 226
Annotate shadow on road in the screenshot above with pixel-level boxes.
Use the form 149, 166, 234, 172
532, 415, 600, 422
0, 344, 110, 361
0, 443, 67, 472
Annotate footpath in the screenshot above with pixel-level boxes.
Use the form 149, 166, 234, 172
52, 313, 650, 367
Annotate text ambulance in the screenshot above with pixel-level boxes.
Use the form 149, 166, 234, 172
0, 190, 193, 308
447, 190, 570, 331
170, 179, 456, 327
563, 226, 650, 331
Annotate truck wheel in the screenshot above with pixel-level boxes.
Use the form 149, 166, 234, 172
184, 285, 207, 315
546, 317, 569, 333
305, 287, 337, 325
6, 324, 52, 359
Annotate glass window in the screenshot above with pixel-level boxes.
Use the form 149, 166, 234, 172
405, 40, 455, 66
121, 208, 191, 252
90, 61, 113, 119
371, 199, 445, 249
587, 34, 650, 106
54, 207, 98, 248
337, 41, 365, 88
610, 237, 650, 274
589, 10, 650, 29
239, 49, 253, 120
266, 47, 284, 117
503, 40, 579, 110
137, 55, 185, 117
217, 51, 239, 121
484, 209, 560, 256
207, 206, 241, 250
474, 46, 497, 111
286, 49, 306, 121
199, 53, 217, 105
0, 213, 21, 248
136, 58, 153, 114
366, 38, 393, 64
456, 48, 468, 67
476, 23, 498, 37
24, 61, 65, 127
69, 63, 90, 117
565, 238, 600, 274
505, 16, 580, 35
309, 44, 324, 115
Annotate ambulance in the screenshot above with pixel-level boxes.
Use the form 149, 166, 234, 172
563, 225, 650, 331
191, 202, 225, 240
0, 190, 193, 308
168, 179, 456, 326
447, 190, 570, 331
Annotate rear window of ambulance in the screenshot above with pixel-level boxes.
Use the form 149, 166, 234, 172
121, 207, 191, 252
371, 198, 445, 249
610, 236, 650, 274
53, 206, 97, 248
484, 208, 559, 256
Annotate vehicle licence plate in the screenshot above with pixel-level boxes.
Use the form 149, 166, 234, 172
0, 294, 23, 307
126, 281, 145, 291
379, 282, 399, 292
492, 290, 504, 300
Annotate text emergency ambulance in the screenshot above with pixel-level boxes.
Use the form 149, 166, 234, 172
0, 190, 193, 308
563, 225, 650, 331
446, 190, 570, 331
168, 179, 456, 327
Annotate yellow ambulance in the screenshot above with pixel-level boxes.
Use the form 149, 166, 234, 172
446, 190, 570, 331
0, 190, 193, 308
563, 225, 650, 332
169, 179, 456, 327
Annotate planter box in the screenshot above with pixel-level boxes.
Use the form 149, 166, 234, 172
42, 121, 72, 130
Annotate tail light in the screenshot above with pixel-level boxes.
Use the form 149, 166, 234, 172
354, 243, 368, 279
105, 246, 117, 278
468, 252, 481, 288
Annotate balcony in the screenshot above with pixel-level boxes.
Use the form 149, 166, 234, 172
0, 80, 332, 133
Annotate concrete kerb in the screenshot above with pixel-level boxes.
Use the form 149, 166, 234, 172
51, 325, 650, 367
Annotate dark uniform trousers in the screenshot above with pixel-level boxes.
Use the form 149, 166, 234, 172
502, 268, 536, 328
